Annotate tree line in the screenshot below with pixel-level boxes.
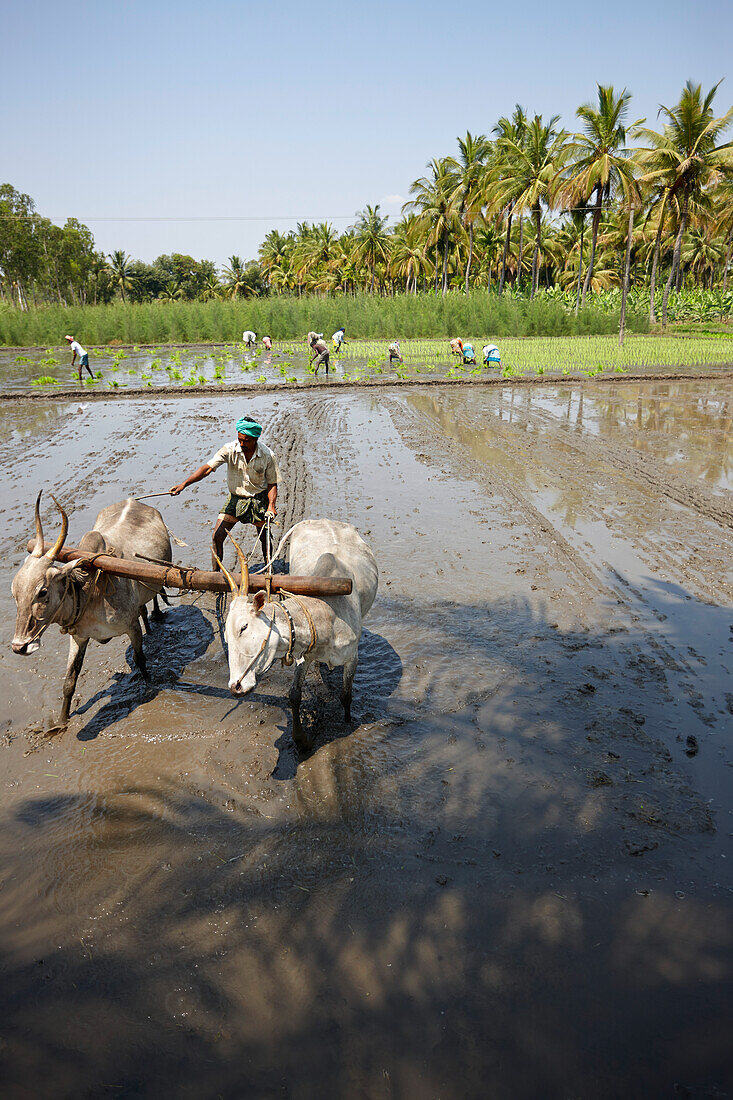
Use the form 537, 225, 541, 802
2, 81, 732, 328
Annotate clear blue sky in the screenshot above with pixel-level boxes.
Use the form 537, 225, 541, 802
5, 0, 731, 266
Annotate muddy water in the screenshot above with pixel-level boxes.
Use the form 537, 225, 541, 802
1, 381, 732, 1098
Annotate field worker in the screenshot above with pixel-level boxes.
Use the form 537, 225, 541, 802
242, 331, 257, 348
262, 335, 272, 351
170, 415, 279, 570
388, 340, 403, 365
332, 326, 346, 352
65, 335, 94, 381
483, 343, 501, 367
307, 331, 330, 375
449, 337, 463, 358
462, 342, 476, 365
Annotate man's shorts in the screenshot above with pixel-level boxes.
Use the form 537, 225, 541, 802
315, 349, 330, 370
219, 490, 269, 525
80, 353, 89, 368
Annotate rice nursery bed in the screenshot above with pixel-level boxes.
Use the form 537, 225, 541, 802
1, 334, 731, 395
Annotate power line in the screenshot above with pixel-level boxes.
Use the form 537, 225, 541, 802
0, 214, 358, 222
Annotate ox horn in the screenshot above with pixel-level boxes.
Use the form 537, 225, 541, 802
32, 490, 45, 557
211, 542, 238, 595
227, 533, 249, 597
48, 495, 69, 562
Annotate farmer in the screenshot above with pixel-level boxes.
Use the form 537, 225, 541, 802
65, 335, 94, 381
483, 343, 501, 367
307, 331, 330, 375
449, 337, 463, 358
262, 335, 272, 351
388, 340, 403, 364
332, 326, 346, 352
169, 416, 279, 570
242, 331, 257, 348
462, 342, 476, 365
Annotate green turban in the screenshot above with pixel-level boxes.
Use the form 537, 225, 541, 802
236, 417, 262, 438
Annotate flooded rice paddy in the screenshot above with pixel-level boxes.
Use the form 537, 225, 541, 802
1, 378, 732, 1097
1, 335, 733, 396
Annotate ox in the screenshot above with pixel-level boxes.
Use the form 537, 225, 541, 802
217, 518, 378, 749
12, 493, 172, 729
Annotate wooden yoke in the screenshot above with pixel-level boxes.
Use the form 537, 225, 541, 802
26, 541, 353, 597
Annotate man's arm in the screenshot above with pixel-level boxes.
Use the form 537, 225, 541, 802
265, 483, 278, 516
170, 464, 213, 495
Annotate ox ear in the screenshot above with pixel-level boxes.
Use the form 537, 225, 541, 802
57, 557, 84, 576
252, 591, 267, 614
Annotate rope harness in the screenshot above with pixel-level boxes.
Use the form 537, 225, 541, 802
25, 549, 114, 644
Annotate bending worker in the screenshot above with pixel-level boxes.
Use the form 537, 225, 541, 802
462, 342, 476, 365
170, 416, 279, 570
307, 331, 330, 375
332, 326, 346, 352
65, 334, 94, 381
483, 343, 501, 367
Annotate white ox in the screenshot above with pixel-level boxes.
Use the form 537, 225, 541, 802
218, 519, 378, 749
12, 494, 171, 730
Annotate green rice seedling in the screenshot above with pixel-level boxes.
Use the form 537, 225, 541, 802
171, 369, 183, 380
140, 373, 151, 380
15, 355, 33, 364
109, 380, 119, 388
32, 376, 58, 385
149, 359, 161, 370
40, 356, 59, 366
286, 376, 297, 383
183, 378, 197, 387
95, 370, 103, 378
257, 375, 266, 383
197, 374, 207, 384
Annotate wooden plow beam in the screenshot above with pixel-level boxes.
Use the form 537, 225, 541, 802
26, 541, 353, 597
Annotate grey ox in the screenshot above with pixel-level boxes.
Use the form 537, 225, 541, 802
217, 518, 378, 749
12, 493, 172, 729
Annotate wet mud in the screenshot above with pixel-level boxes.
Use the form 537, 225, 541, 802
1, 380, 732, 1098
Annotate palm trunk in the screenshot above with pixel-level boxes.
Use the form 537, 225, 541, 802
442, 230, 449, 297
723, 224, 732, 294
581, 184, 603, 306
662, 191, 689, 327
649, 216, 665, 325
517, 216, 524, 290
619, 204, 635, 347
575, 219, 585, 315
531, 205, 541, 298
465, 221, 473, 295
499, 204, 513, 296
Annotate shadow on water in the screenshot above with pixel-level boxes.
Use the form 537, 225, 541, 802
2, 591, 732, 1098
74, 604, 215, 741
270, 626, 404, 781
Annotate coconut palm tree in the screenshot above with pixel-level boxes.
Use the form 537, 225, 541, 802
636, 80, 733, 324
353, 205, 391, 293
108, 249, 134, 302
713, 175, 733, 292
493, 106, 528, 295
558, 85, 641, 307
493, 115, 570, 297
221, 255, 251, 298
447, 131, 492, 293
405, 160, 460, 296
